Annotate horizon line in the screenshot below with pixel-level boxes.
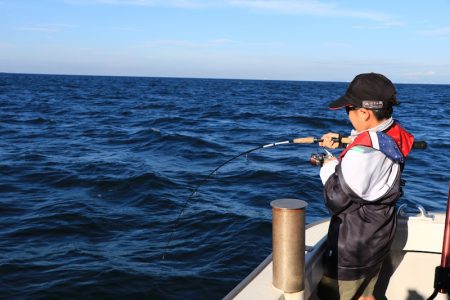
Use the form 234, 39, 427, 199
1, 71, 448, 86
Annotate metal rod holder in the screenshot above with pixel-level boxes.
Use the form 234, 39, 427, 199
271, 198, 308, 293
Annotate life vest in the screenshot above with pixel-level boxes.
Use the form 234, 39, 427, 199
339, 122, 414, 162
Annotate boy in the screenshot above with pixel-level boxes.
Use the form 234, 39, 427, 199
317, 73, 414, 300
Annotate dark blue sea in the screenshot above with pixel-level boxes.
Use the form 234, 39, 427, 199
0, 73, 449, 299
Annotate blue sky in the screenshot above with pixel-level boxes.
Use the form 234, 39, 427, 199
1, 0, 450, 83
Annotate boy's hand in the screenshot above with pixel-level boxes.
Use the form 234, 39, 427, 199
319, 132, 340, 149
323, 156, 337, 165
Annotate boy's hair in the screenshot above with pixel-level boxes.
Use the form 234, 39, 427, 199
372, 107, 393, 120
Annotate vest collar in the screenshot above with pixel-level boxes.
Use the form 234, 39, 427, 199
349, 117, 394, 141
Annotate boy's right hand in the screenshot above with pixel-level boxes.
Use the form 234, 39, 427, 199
319, 132, 340, 149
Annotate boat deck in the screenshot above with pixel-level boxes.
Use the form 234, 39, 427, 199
225, 211, 447, 300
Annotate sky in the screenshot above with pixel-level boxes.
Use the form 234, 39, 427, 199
1, 0, 450, 84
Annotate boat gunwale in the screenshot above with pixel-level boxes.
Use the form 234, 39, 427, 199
223, 218, 329, 299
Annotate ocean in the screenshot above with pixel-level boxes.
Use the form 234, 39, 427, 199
0, 73, 449, 299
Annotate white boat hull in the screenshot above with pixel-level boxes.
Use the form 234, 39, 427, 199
225, 208, 447, 299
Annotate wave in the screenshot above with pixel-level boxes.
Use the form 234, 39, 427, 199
1, 73, 449, 299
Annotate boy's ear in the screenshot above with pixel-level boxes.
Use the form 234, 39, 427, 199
359, 108, 371, 121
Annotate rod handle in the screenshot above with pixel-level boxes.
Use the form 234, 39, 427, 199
292, 136, 351, 145
413, 141, 427, 149
292, 137, 315, 144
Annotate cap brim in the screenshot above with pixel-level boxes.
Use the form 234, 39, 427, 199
328, 96, 352, 110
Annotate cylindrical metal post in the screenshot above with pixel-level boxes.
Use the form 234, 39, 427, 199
271, 198, 307, 293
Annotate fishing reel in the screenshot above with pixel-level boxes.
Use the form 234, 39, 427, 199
310, 149, 335, 167
310, 153, 326, 167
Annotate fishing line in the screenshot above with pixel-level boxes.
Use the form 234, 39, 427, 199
162, 136, 427, 259
161, 137, 332, 259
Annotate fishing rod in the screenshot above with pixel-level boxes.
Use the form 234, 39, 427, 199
162, 136, 427, 259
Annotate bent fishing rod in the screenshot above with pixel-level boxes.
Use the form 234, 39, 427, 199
162, 136, 427, 259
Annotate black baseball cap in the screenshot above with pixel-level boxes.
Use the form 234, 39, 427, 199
329, 72, 400, 110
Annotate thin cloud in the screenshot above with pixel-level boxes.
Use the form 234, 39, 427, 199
17, 26, 59, 33
65, 0, 396, 23
418, 26, 450, 37
143, 38, 283, 49
208, 38, 235, 45
16, 24, 75, 33
403, 71, 436, 77
324, 42, 352, 49
143, 39, 208, 48
112, 26, 144, 32
64, 0, 211, 8
143, 39, 231, 48
228, 0, 391, 22
353, 20, 404, 30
